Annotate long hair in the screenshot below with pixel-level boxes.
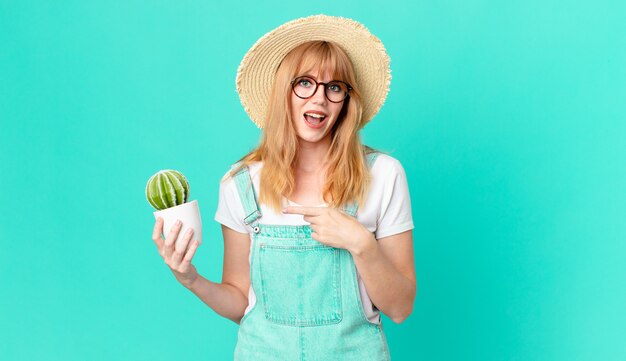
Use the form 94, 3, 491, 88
228, 41, 380, 213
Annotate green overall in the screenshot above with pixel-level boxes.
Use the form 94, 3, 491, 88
231, 152, 391, 361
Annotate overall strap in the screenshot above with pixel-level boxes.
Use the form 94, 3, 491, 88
342, 152, 381, 217
231, 163, 262, 233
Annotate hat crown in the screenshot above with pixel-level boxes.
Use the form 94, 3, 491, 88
236, 14, 391, 129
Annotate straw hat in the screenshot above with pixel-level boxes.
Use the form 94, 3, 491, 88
236, 14, 391, 129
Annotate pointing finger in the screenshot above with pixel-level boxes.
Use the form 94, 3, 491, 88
282, 206, 324, 216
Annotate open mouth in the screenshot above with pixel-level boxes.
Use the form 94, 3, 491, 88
303, 112, 327, 128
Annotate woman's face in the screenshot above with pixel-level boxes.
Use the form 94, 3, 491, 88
290, 67, 346, 145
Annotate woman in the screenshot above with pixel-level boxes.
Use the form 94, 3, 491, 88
152, 15, 416, 360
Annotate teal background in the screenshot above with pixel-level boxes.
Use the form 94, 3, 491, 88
1, 0, 625, 360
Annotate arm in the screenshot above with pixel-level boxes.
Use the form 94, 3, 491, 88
350, 230, 416, 324
281, 206, 417, 324
185, 225, 251, 324
152, 218, 250, 324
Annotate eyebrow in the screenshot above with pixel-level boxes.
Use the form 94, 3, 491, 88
301, 74, 319, 80
299, 74, 339, 82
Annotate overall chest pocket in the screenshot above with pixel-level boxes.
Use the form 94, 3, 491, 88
258, 243, 343, 327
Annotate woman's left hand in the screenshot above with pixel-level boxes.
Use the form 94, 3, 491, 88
282, 206, 375, 254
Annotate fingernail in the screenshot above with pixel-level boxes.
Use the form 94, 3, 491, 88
282, 208, 287, 213
186, 228, 193, 235
176, 219, 181, 226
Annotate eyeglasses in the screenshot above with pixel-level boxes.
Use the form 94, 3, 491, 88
291, 76, 352, 103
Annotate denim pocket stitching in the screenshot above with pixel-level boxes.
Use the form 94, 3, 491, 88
259, 245, 342, 327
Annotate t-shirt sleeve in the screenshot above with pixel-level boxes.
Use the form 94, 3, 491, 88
214, 171, 249, 234
375, 157, 414, 239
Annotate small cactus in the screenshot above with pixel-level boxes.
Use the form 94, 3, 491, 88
146, 170, 190, 210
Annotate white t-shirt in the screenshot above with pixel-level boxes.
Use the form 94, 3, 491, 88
214, 153, 414, 324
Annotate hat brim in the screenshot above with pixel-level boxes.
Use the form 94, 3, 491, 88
236, 14, 391, 129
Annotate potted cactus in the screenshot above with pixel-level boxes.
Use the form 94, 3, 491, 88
146, 169, 202, 245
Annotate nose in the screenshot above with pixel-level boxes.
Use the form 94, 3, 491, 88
310, 83, 327, 104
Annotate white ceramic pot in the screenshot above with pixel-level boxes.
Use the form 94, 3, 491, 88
153, 200, 203, 245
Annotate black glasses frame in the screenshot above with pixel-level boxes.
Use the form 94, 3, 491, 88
290, 76, 353, 103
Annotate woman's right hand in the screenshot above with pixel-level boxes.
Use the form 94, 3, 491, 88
152, 217, 201, 288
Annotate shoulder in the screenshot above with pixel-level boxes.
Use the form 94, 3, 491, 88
217, 161, 263, 202
370, 153, 406, 178
366, 153, 410, 200
219, 160, 264, 183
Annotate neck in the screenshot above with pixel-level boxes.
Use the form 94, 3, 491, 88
295, 135, 332, 173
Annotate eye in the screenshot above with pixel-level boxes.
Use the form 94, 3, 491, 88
327, 82, 343, 93
297, 78, 313, 87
